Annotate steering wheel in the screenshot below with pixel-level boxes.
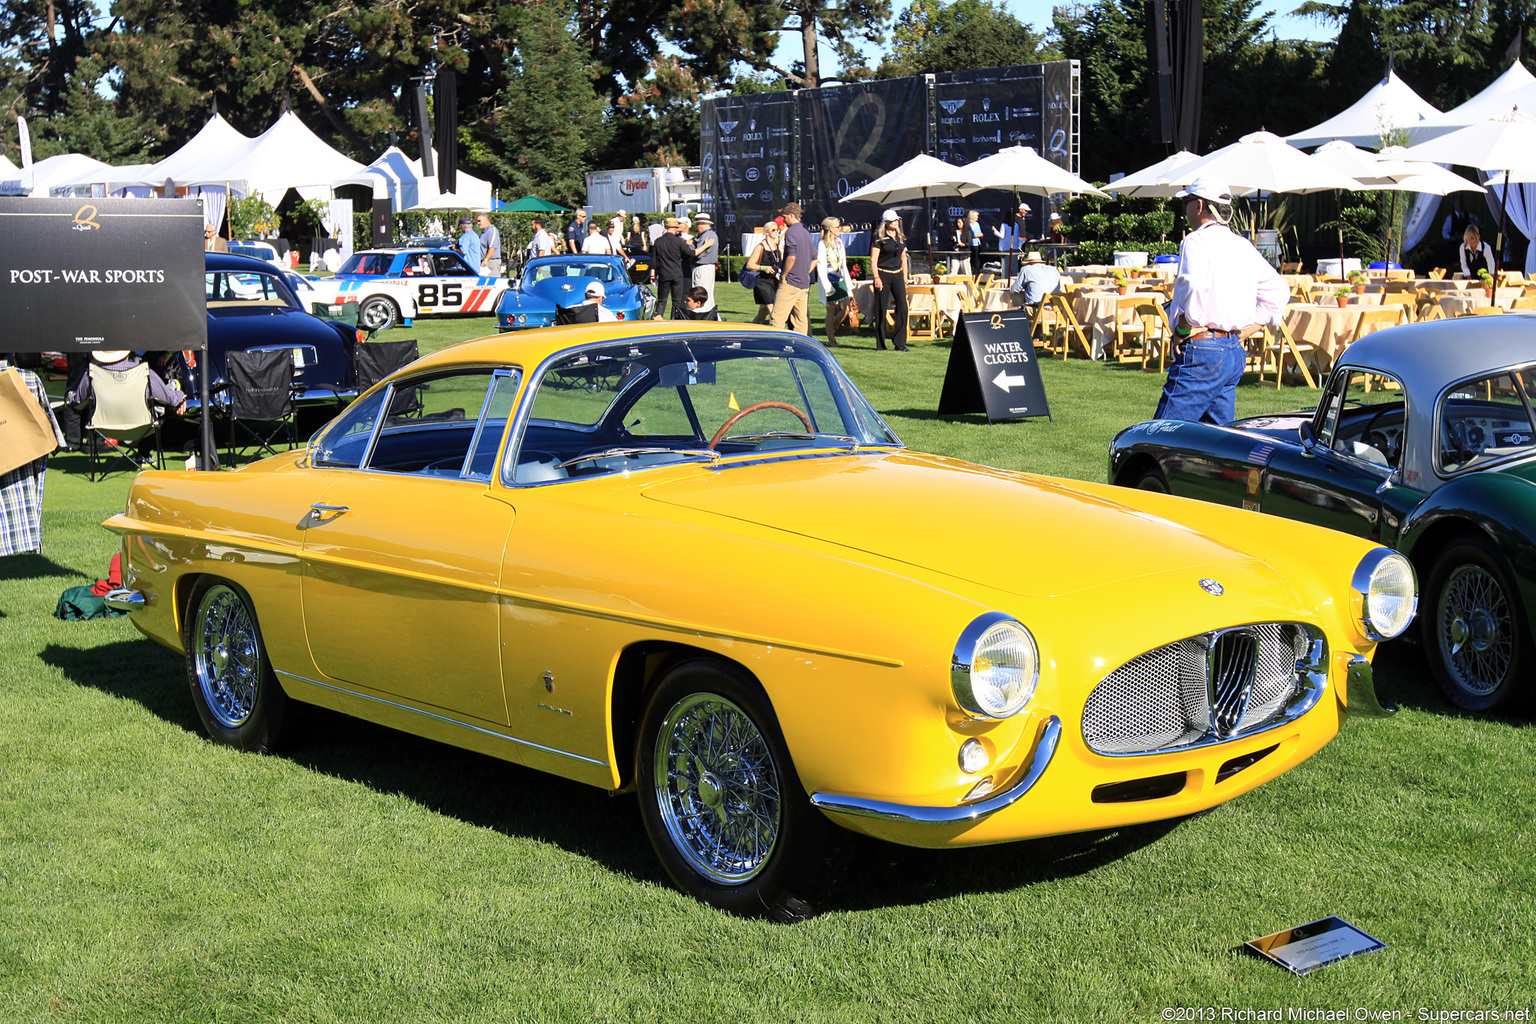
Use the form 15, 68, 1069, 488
709, 401, 814, 446
1358, 404, 1402, 467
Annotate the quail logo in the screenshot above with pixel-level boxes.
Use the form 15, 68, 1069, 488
72, 205, 101, 231
939, 99, 966, 115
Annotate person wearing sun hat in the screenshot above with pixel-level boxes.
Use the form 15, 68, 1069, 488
690, 212, 719, 303
1156, 174, 1287, 425
1008, 249, 1062, 310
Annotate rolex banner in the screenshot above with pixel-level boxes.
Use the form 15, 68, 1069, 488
701, 92, 799, 243
0, 197, 205, 353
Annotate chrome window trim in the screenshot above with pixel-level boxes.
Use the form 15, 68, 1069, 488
1082, 624, 1328, 758
809, 716, 1061, 824
498, 331, 904, 489
275, 670, 608, 769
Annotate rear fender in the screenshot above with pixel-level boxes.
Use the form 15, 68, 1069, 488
1110, 420, 1280, 507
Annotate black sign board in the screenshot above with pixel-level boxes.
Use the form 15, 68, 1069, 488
0, 197, 205, 353
937, 311, 1050, 423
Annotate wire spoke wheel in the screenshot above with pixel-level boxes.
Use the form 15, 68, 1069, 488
1438, 563, 1514, 698
193, 585, 262, 728
653, 693, 782, 885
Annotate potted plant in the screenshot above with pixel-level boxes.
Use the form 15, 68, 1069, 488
1478, 267, 1495, 297
1334, 285, 1353, 308
1113, 269, 1129, 296
1347, 269, 1366, 294
933, 262, 948, 277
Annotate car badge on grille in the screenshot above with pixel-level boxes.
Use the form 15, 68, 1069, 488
1199, 578, 1224, 596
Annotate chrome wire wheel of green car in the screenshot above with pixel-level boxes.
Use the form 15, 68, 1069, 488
636, 659, 828, 919
1424, 537, 1532, 714
183, 577, 290, 752
653, 692, 782, 883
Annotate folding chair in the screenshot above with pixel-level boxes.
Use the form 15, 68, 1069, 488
1427, 267, 1447, 280
1110, 296, 1148, 363
1047, 292, 1092, 359
1261, 320, 1319, 390
1136, 303, 1174, 372
1467, 305, 1505, 315
905, 285, 939, 342
223, 349, 296, 466
1379, 291, 1417, 323
85, 363, 163, 481
1511, 296, 1536, 310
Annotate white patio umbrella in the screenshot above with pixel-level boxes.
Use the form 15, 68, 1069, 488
1109, 150, 1201, 197
1170, 131, 1363, 195
1372, 146, 1486, 194
839, 154, 973, 264
956, 146, 1108, 271
1398, 110, 1536, 253
1311, 141, 1485, 263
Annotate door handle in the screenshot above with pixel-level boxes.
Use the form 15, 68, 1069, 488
309, 503, 349, 522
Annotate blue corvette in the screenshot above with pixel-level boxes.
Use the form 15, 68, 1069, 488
495, 255, 654, 331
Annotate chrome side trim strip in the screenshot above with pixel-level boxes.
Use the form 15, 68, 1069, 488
1345, 653, 1395, 718
809, 716, 1061, 825
103, 587, 146, 613
274, 670, 609, 769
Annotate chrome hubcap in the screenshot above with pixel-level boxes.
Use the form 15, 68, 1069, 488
1439, 564, 1512, 698
194, 586, 261, 728
653, 693, 781, 884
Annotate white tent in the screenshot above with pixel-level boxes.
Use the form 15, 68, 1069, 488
364, 146, 493, 212
1285, 70, 1441, 149
1408, 62, 1536, 143
115, 112, 255, 195
0, 152, 112, 196
0, 152, 15, 175
194, 112, 374, 200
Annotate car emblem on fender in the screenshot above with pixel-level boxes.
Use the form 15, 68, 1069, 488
1199, 578, 1224, 596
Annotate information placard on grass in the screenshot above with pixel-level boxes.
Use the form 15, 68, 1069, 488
936, 310, 1050, 423
0, 197, 205, 353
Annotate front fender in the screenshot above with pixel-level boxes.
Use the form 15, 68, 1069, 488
1399, 471, 1536, 622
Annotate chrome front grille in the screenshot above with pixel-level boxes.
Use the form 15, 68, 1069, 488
1082, 623, 1326, 756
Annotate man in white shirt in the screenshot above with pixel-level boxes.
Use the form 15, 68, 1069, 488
583, 280, 619, 321
1009, 250, 1062, 307
1158, 175, 1287, 424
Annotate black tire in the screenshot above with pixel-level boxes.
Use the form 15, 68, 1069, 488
183, 577, 290, 752
1421, 535, 1532, 713
636, 659, 828, 920
358, 296, 399, 331
1131, 463, 1170, 493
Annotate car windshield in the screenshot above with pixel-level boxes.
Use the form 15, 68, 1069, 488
205, 269, 300, 312
508, 335, 900, 484
338, 254, 394, 276
525, 261, 621, 286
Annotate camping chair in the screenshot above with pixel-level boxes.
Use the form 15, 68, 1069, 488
223, 349, 296, 466
555, 302, 600, 325
905, 285, 939, 343
355, 338, 422, 418
1047, 292, 1092, 359
85, 362, 163, 481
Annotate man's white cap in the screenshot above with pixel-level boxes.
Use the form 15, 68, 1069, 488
1176, 176, 1233, 204
881, 208, 900, 222
1018, 202, 1031, 212
1049, 211, 1062, 221
585, 280, 605, 298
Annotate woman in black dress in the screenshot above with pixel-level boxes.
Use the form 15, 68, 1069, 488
950, 217, 971, 275
626, 215, 648, 252
872, 212, 910, 352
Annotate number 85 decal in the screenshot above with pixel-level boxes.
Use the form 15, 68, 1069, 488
417, 283, 463, 307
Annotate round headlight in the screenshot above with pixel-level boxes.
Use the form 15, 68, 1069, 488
1352, 548, 1418, 640
952, 613, 1039, 719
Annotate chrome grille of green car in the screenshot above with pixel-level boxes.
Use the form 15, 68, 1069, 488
1081, 623, 1327, 756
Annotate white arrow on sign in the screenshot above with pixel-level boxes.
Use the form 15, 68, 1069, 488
992, 369, 1027, 392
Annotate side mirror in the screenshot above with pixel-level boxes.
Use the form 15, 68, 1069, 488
1298, 420, 1318, 455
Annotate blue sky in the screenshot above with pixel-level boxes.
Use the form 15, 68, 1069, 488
772, 1, 1339, 74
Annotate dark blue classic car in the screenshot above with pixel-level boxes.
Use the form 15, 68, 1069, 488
495, 255, 654, 331
197, 252, 359, 404
1109, 316, 1536, 714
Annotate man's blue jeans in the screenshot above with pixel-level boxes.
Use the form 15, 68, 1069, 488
1153, 332, 1247, 425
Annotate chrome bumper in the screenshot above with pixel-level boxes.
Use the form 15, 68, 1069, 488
1345, 653, 1395, 718
103, 587, 146, 614
809, 716, 1061, 825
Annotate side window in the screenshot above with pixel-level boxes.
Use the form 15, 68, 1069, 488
364, 369, 500, 475
1439, 371, 1536, 474
464, 371, 520, 480
435, 254, 476, 276
312, 387, 388, 468
1324, 369, 1407, 470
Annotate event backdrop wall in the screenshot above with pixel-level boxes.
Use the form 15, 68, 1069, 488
700, 62, 1080, 255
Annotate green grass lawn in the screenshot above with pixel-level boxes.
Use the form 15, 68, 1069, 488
2, 293, 1532, 1022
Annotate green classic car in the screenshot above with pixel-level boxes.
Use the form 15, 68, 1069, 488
1111, 315, 1536, 714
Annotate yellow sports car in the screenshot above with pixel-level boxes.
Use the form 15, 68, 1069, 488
103, 323, 1414, 918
